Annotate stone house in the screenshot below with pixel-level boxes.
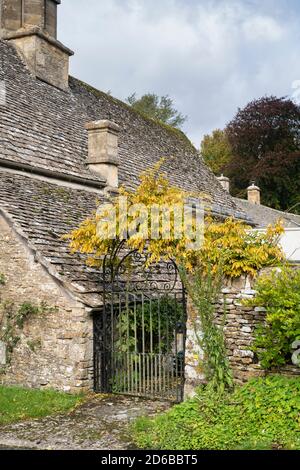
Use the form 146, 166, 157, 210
0, 1, 298, 398
0, 0, 248, 395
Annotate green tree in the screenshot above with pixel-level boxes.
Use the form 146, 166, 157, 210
126, 93, 187, 129
200, 129, 233, 174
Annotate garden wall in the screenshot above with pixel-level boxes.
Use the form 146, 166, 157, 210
184, 270, 300, 397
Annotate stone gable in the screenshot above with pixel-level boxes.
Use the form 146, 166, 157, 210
0, 214, 93, 392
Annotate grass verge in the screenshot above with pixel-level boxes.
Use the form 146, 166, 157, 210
0, 386, 84, 425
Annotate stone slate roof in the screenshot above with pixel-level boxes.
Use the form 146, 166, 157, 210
234, 198, 300, 228
0, 168, 107, 306
0, 40, 245, 217
0, 39, 248, 305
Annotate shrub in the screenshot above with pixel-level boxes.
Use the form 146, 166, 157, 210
249, 267, 300, 369
132, 376, 300, 450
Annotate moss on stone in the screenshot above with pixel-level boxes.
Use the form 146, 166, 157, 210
72, 77, 196, 153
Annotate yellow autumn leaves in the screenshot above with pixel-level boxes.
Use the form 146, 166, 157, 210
64, 161, 284, 278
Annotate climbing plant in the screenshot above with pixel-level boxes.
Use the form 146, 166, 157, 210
0, 300, 56, 369
65, 162, 284, 391
181, 264, 233, 393
65, 161, 284, 276
193, 216, 284, 278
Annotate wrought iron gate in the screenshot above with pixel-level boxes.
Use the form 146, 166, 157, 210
93, 251, 187, 402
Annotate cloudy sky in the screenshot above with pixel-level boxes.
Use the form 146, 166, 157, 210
59, 0, 300, 145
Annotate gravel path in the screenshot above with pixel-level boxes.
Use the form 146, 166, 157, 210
0, 395, 170, 450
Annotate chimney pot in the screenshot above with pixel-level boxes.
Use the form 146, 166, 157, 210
85, 120, 121, 189
247, 182, 261, 205
217, 174, 230, 193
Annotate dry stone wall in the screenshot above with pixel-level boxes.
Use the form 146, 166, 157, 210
185, 271, 300, 396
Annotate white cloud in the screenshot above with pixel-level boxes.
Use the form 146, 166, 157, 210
59, 0, 300, 145
242, 16, 284, 42
292, 80, 300, 104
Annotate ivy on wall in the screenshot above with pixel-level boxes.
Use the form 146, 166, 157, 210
0, 301, 55, 370
182, 264, 233, 393
0, 275, 56, 370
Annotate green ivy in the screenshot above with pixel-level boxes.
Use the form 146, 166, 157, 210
248, 267, 300, 369
0, 274, 5, 285
132, 376, 300, 450
181, 264, 233, 393
0, 301, 56, 368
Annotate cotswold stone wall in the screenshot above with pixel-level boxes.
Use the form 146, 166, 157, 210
0, 215, 93, 393
184, 271, 300, 396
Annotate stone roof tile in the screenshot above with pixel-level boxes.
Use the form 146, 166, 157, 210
234, 198, 300, 228
0, 39, 244, 218
0, 168, 105, 306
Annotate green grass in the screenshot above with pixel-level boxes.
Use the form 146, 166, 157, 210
0, 386, 84, 425
132, 376, 300, 450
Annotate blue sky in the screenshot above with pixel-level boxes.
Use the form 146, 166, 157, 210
58, 0, 300, 145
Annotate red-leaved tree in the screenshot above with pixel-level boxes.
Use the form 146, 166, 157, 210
225, 96, 300, 212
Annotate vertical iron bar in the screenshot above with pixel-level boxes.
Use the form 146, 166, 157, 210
150, 298, 154, 397
111, 293, 114, 393
126, 291, 130, 394
118, 294, 122, 393
142, 294, 146, 396
146, 353, 150, 397
175, 293, 179, 403
134, 295, 138, 394
139, 353, 142, 395
158, 297, 162, 395
154, 354, 158, 396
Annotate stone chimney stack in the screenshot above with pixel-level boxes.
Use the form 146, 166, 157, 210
217, 174, 230, 193
85, 120, 121, 189
247, 182, 261, 205
0, 0, 73, 91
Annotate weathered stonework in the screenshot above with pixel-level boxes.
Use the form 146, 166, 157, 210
7, 30, 72, 91
0, 340, 6, 365
85, 120, 121, 188
0, 0, 73, 91
184, 272, 300, 395
0, 0, 60, 38
0, 214, 93, 393
184, 299, 204, 398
